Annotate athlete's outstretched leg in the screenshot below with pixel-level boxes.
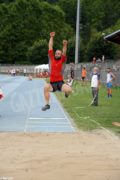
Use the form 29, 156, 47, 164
42, 83, 53, 111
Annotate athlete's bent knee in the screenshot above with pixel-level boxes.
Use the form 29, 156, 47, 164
62, 84, 72, 93
44, 83, 51, 92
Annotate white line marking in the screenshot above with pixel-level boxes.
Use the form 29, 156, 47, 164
29, 117, 66, 120
74, 107, 85, 109
28, 125, 71, 128
73, 110, 120, 143
28, 122, 70, 124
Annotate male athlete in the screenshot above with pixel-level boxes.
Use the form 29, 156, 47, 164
42, 32, 72, 111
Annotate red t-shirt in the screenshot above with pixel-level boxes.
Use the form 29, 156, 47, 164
48, 50, 67, 82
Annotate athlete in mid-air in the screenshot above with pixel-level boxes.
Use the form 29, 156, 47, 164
42, 32, 72, 111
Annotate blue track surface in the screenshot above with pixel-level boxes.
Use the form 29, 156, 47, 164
0, 75, 74, 132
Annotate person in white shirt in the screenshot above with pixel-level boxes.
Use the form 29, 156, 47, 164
12, 69, 16, 76
23, 68, 27, 76
106, 68, 115, 98
91, 67, 100, 106
102, 55, 105, 63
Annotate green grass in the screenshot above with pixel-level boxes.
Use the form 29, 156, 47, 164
56, 81, 120, 135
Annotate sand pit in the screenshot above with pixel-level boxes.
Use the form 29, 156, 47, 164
0, 131, 120, 180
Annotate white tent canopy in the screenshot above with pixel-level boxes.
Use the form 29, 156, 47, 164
34, 64, 49, 72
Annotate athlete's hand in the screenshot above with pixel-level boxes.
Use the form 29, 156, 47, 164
63, 40, 68, 46
50, 32, 55, 37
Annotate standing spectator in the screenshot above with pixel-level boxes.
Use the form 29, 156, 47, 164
11, 69, 13, 76
91, 67, 100, 106
11, 69, 16, 76
92, 56, 96, 65
16, 68, 20, 75
23, 68, 27, 76
70, 62, 75, 79
106, 68, 115, 98
13, 69, 16, 76
81, 66, 87, 85
102, 55, 105, 63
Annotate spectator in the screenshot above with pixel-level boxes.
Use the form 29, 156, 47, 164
70, 62, 75, 79
102, 55, 105, 63
91, 67, 100, 106
81, 66, 87, 85
23, 68, 27, 76
106, 68, 115, 98
92, 57, 96, 65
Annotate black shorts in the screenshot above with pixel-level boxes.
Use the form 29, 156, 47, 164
50, 81, 64, 92
82, 77, 86, 81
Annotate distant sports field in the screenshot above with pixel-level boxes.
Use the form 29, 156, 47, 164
56, 81, 120, 135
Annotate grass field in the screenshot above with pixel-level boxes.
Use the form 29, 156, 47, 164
56, 81, 120, 135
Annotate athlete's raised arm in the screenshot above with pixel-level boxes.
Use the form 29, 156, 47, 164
48, 32, 55, 50
62, 40, 68, 56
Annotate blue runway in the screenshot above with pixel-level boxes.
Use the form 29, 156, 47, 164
0, 75, 74, 132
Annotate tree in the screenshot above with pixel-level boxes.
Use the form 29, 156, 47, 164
86, 31, 116, 61
27, 39, 48, 64
58, 0, 77, 29
0, 0, 120, 64
0, 0, 74, 64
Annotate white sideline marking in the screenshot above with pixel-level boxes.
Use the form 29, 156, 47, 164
73, 110, 120, 143
29, 122, 69, 124
74, 107, 85, 109
28, 125, 70, 128
29, 117, 66, 120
